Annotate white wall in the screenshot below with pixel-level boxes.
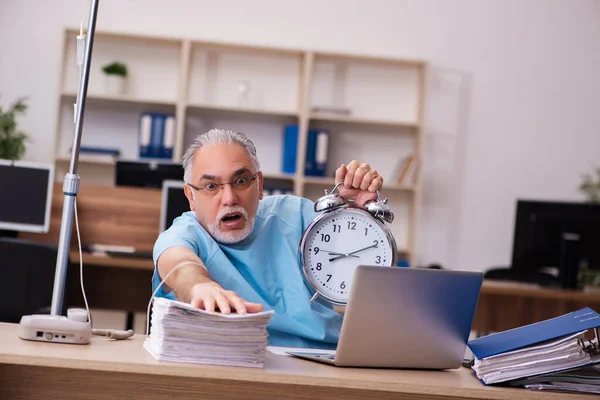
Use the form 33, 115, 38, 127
1, 0, 599, 273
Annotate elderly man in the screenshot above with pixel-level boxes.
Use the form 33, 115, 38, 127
153, 128, 384, 348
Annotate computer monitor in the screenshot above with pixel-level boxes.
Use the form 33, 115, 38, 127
0, 160, 54, 235
160, 180, 190, 232
510, 199, 600, 289
115, 160, 184, 189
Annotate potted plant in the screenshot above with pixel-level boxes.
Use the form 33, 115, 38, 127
101, 61, 128, 95
579, 167, 600, 203
0, 97, 30, 161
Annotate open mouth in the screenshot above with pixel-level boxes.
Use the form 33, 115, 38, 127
221, 212, 244, 227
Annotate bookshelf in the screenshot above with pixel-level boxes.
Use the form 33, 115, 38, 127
53, 28, 428, 266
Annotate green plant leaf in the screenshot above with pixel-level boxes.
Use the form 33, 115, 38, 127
102, 61, 128, 77
0, 96, 29, 160
11, 98, 28, 114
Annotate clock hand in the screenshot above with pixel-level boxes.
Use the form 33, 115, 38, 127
319, 249, 345, 256
329, 243, 379, 262
328, 253, 361, 262
347, 243, 379, 256
318, 249, 360, 259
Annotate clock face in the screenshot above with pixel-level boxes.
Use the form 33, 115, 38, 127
300, 208, 396, 304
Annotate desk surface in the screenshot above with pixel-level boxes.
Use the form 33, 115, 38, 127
0, 323, 590, 400
70, 250, 154, 270
480, 280, 600, 301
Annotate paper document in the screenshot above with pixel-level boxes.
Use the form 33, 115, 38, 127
144, 297, 274, 368
472, 332, 600, 384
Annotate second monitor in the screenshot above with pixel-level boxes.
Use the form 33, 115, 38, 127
160, 180, 189, 233
510, 199, 600, 289
116, 160, 184, 189
0, 160, 55, 236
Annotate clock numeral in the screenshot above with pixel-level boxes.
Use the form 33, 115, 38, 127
347, 221, 356, 230
316, 262, 322, 271
332, 224, 341, 233
340, 281, 346, 290
364, 227, 368, 236
373, 240, 379, 247
313, 247, 320, 255
375, 256, 381, 264
326, 274, 332, 282
320, 233, 331, 242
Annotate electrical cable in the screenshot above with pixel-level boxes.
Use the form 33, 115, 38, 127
145, 261, 206, 336
73, 198, 134, 340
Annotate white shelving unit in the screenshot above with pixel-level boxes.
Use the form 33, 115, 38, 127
53, 28, 428, 266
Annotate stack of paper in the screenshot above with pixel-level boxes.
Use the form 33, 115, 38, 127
473, 332, 595, 384
468, 307, 600, 388
143, 297, 274, 368
510, 365, 600, 395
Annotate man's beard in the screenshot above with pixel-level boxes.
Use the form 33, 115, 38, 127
207, 206, 255, 244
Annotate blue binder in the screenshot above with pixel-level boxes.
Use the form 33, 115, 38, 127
281, 125, 298, 174
309, 129, 329, 177
280, 125, 329, 176
468, 307, 600, 359
149, 114, 166, 158
304, 128, 317, 176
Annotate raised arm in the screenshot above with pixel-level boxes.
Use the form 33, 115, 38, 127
157, 246, 263, 314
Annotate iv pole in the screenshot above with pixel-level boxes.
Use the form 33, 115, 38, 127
50, 0, 100, 316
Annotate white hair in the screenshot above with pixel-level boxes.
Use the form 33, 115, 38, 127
182, 129, 260, 183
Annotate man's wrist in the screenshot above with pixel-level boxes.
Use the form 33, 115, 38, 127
190, 280, 222, 293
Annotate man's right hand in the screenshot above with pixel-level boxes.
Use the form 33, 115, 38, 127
189, 282, 264, 315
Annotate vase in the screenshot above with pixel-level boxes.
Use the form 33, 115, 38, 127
105, 75, 126, 96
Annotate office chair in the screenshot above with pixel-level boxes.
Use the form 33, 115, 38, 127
0, 237, 61, 323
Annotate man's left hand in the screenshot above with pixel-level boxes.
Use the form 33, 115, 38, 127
335, 160, 383, 208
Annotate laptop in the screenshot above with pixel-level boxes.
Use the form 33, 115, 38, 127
287, 265, 483, 369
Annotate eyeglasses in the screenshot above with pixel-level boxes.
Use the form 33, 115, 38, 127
186, 172, 259, 196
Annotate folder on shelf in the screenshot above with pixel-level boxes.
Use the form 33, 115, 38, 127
304, 128, 317, 176
163, 115, 175, 159
150, 114, 166, 158
138, 112, 175, 159
280, 125, 330, 176
467, 307, 600, 386
311, 129, 329, 177
304, 128, 330, 177
282, 125, 298, 174
138, 113, 153, 158
77, 146, 120, 156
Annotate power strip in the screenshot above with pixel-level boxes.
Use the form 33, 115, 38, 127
19, 309, 92, 345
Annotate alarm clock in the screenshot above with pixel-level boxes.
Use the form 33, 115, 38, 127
299, 183, 398, 306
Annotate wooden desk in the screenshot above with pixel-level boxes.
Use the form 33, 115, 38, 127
66, 252, 154, 313
70, 251, 154, 271
20, 182, 163, 253
473, 280, 600, 334
0, 323, 589, 400
18, 182, 161, 313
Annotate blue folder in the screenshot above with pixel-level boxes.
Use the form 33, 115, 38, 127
281, 125, 298, 174
468, 307, 600, 359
